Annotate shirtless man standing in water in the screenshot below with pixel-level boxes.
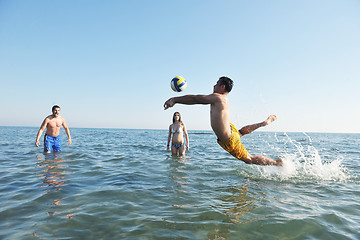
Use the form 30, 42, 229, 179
164, 76, 283, 166
35, 105, 71, 153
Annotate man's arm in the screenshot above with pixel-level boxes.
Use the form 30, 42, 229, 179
35, 118, 48, 147
62, 119, 72, 145
164, 94, 218, 110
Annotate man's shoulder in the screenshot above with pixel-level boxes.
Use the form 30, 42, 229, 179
211, 93, 225, 97
58, 116, 65, 122
209, 93, 227, 102
46, 115, 64, 121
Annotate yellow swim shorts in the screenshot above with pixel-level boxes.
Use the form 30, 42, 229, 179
217, 123, 248, 160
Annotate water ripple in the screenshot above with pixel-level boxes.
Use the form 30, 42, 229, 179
0, 127, 359, 239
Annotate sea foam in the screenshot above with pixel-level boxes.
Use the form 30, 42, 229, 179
243, 132, 351, 183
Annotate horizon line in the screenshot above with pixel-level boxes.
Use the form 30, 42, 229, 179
0, 125, 359, 134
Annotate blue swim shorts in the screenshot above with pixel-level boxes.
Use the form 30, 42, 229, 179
44, 134, 62, 152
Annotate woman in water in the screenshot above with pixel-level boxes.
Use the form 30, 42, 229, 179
167, 112, 189, 156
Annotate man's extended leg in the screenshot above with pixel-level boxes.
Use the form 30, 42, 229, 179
244, 154, 283, 166
239, 115, 277, 136
238, 115, 283, 166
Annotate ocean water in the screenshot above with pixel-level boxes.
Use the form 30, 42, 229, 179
0, 126, 359, 240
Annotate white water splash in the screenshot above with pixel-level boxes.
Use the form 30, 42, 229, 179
248, 132, 351, 183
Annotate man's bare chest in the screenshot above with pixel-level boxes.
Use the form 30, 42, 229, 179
47, 119, 62, 128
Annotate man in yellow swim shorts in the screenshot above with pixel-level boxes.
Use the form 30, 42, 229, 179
217, 123, 248, 161
164, 76, 283, 166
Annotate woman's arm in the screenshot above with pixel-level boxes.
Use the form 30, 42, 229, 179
183, 123, 189, 151
167, 125, 172, 152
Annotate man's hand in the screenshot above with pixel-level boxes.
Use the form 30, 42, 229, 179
164, 98, 175, 110
68, 138, 72, 145
35, 140, 40, 147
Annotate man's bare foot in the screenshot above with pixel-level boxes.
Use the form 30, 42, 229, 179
264, 115, 277, 126
276, 158, 283, 166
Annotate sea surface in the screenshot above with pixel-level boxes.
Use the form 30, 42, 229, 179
0, 126, 359, 240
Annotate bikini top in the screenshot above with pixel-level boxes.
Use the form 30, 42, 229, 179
172, 125, 183, 134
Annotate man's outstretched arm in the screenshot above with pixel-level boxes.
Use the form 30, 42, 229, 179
164, 94, 217, 110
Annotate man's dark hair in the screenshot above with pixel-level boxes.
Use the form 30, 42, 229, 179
219, 76, 233, 93
52, 105, 60, 112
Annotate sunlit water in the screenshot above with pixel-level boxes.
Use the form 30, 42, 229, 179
0, 127, 359, 239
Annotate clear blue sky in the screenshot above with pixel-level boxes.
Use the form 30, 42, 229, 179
1, 0, 359, 133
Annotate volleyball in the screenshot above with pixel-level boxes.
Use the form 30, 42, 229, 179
171, 76, 187, 92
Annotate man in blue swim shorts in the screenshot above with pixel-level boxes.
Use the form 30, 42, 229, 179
35, 105, 72, 153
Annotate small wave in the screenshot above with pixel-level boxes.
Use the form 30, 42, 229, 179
189, 132, 214, 135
